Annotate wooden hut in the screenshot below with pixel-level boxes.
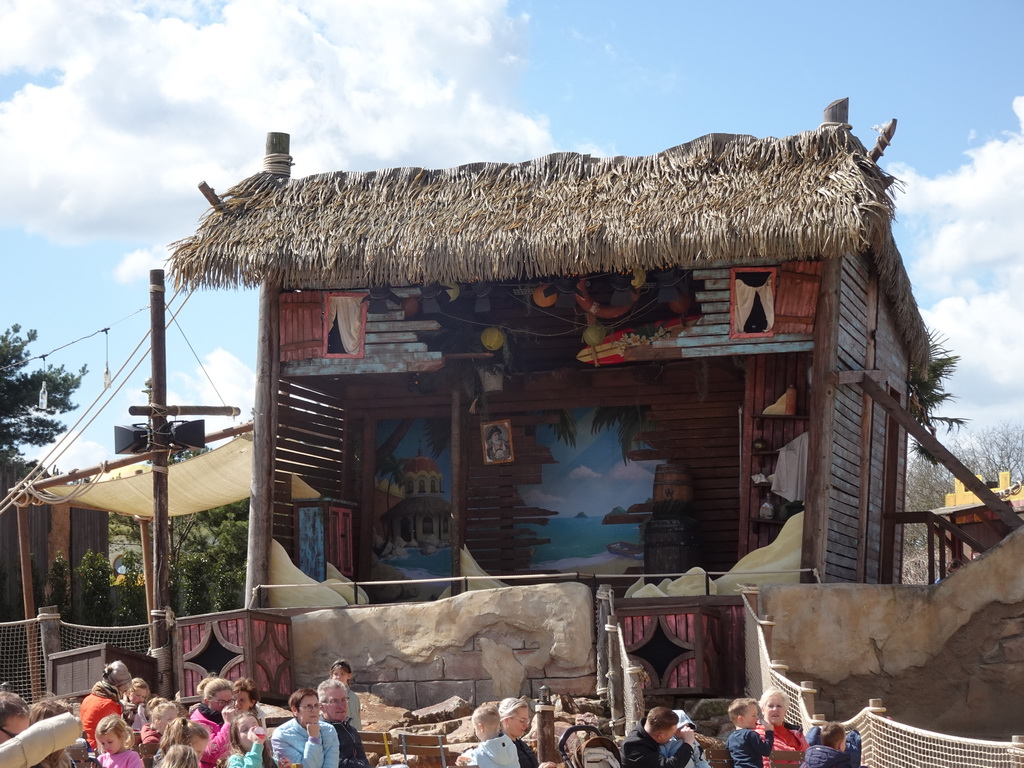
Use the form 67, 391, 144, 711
170, 104, 944, 600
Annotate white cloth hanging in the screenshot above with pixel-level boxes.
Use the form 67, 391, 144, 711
771, 431, 808, 502
733, 278, 775, 333
328, 294, 365, 354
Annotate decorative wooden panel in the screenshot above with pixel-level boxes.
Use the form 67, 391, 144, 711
615, 596, 744, 697
176, 610, 293, 704
280, 291, 324, 362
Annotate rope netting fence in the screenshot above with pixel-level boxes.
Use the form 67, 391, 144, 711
741, 587, 1024, 768
58, 620, 152, 656
0, 615, 158, 704
0, 618, 45, 702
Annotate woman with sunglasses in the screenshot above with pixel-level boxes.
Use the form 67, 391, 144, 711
271, 688, 339, 768
497, 699, 556, 768
189, 677, 238, 768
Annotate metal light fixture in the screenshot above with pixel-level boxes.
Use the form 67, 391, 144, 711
420, 284, 443, 314
609, 273, 635, 306
654, 267, 683, 303
364, 286, 400, 314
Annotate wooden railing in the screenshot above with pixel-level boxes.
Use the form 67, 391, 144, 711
888, 510, 990, 583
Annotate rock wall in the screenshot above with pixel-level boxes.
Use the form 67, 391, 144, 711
760, 525, 1024, 738
290, 582, 596, 709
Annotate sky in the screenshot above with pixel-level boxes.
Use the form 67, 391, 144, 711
1, 0, 1023, 475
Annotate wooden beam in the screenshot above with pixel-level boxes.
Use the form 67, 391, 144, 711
150, 269, 170, 648
450, 389, 465, 592
855, 374, 1021, 530
801, 257, 842, 580
246, 282, 282, 607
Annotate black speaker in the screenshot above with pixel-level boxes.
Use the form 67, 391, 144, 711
168, 419, 206, 451
114, 424, 149, 454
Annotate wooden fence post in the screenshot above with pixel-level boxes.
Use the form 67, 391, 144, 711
38, 605, 61, 695
800, 681, 817, 722
1010, 735, 1024, 768
536, 686, 556, 765
595, 585, 612, 699
606, 616, 624, 735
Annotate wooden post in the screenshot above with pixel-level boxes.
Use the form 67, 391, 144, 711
606, 616, 624, 735
762, 613, 774, 655
138, 517, 156, 648
800, 681, 817, 721
357, 416, 376, 582
802, 257, 842, 581
38, 605, 61, 694
246, 281, 281, 608
822, 98, 849, 125
595, 585, 612, 697
17, 505, 44, 699
150, 269, 171, 649
1011, 735, 1024, 768
536, 686, 556, 765
450, 389, 465, 594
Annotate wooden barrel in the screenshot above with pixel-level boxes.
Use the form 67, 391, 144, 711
643, 516, 701, 575
652, 463, 693, 504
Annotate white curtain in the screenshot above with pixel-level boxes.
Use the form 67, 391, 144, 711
733, 277, 775, 333
328, 294, 365, 354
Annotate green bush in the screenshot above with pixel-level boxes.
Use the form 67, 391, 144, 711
46, 551, 71, 617
76, 550, 113, 626
116, 550, 147, 625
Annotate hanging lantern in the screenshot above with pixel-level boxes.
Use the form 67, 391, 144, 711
631, 268, 647, 289
533, 284, 557, 308
444, 283, 461, 301
481, 327, 505, 350
582, 324, 607, 347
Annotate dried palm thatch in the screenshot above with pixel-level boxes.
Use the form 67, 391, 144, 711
169, 125, 926, 361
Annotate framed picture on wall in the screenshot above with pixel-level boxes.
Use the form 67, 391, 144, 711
481, 419, 514, 465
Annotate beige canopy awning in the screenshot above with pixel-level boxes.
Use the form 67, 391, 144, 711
45, 434, 254, 517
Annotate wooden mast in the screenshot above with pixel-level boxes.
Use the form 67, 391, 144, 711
245, 132, 288, 608
150, 269, 170, 647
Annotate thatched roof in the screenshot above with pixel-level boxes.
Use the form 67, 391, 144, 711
169, 126, 927, 361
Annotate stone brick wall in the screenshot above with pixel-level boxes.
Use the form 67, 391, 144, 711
290, 582, 596, 710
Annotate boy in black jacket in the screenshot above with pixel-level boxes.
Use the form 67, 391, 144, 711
726, 698, 773, 768
622, 707, 695, 768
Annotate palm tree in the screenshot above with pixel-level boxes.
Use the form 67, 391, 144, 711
908, 329, 968, 461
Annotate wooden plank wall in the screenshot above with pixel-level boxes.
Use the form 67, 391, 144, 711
872, 287, 912, 580
826, 252, 911, 583
332, 358, 746, 577
738, 352, 810, 555
827, 255, 872, 581
0, 465, 109, 619
272, 379, 347, 561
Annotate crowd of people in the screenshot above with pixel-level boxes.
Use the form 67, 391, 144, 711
621, 689, 862, 768
0, 658, 859, 768
0, 655, 369, 768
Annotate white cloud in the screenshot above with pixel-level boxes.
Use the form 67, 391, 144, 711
522, 488, 563, 508
568, 464, 600, 479
32, 430, 109, 473
609, 461, 655, 481
169, 347, 255, 434
891, 96, 1024, 298
115, 245, 169, 284
0, 0, 553, 242
892, 95, 1024, 430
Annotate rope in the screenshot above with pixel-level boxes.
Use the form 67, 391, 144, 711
262, 153, 293, 176
0, 288, 193, 518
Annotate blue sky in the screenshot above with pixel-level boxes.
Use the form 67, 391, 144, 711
1, 0, 1022, 474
